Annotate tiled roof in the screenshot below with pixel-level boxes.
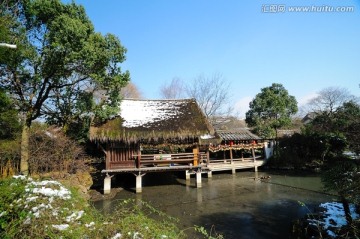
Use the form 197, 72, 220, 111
216, 129, 261, 141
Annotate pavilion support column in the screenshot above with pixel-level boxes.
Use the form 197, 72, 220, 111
196, 171, 202, 188
185, 170, 191, 180
135, 173, 145, 193
252, 147, 256, 162
104, 174, 113, 195
206, 150, 210, 166
207, 171, 212, 178
232, 166, 236, 175
193, 147, 199, 166
252, 146, 258, 172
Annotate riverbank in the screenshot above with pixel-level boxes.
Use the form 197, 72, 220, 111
0, 175, 188, 239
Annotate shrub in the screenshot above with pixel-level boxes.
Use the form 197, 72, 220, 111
28, 125, 89, 175
0, 139, 21, 178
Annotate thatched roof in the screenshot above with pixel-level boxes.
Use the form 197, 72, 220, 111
216, 129, 261, 141
90, 99, 216, 144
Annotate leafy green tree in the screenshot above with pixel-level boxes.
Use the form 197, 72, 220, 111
304, 100, 360, 157
0, 89, 20, 139
0, 0, 130, 175
322, 160, 360, 239
245, 83, 298, 139
295, 98, 360, 237
334, 101, 360, 155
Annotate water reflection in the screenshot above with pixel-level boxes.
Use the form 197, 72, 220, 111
93, 171, 335, 239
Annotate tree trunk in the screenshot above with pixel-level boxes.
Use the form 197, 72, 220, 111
340, 194, 358, 239
20, 125, 30, 175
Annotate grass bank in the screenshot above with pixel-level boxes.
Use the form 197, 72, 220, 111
0, 176, 209, 239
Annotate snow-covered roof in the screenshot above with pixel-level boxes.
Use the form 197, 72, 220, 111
119, 99, 191, 128
90, 99, 216, 143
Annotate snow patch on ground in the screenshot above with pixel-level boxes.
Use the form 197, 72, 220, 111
6, 176, 137, 239
308, 202, 360, 238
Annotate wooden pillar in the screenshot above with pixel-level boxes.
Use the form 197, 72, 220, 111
196, 171, 202, 188
136, 152, 141, 168
207, 171, 212, 178
104, 174, 112, 195
252, 147, 256, 162
252, 146, 257, 172
206, 150, 210, 166
231, 148, 236, 174
193, 147, 199, 166
105, 145, 110, 170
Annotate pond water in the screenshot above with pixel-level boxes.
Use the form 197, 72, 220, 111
93, 170, 336, 239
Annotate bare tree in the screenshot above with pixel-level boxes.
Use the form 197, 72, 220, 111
306, 87, 358, 115
186, 73, 233, 118
160, 77, 185, 99
120, 82, 143, 99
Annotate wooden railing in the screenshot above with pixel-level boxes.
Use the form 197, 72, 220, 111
133, 152, 208, 168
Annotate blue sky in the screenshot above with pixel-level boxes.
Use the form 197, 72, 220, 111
67, 0, 360, 117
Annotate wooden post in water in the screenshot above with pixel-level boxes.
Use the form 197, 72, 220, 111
136, 173, 145, 193
252, 143, 257, 172
104, 174, 112, 194
252, 146, 256, 162
196, 171, 202, 188
232, 166, 236, 174
185, 170, 191, 180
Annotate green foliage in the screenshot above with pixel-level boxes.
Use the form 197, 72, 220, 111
335, 101, 360, 154
0, 177, 27, 236
322, 159, 360, 204
0, 89, 21, 139
245, 83, 298, 139
274, 100, 360, 168
0, 0, 130, 130
0, 176, 193, 239
321, 158, 360, 238
194, 225, 224, 239
304, 100, 360, 157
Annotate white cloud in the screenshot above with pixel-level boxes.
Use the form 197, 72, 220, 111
297, 92, 319, 107
234, 96, 253, 119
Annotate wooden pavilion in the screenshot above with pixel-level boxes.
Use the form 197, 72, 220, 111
206, 128, 267, 174
90, 98, 217, 193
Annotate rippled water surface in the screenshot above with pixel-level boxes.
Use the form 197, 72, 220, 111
93, 170, 335, 239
